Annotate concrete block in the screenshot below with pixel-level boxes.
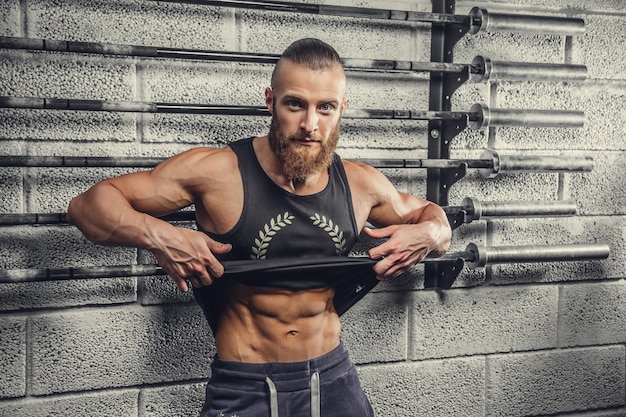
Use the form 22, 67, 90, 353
559, 281, 626, 347
0, 225, 136, 269
0, 390, 138, 417
358, 357, 485, 416
0, 50, 135, 100
27, 0, 232, 50
0, 0, 20, 37
31, 304, 214, 395
341, 291, 409, 363
346, 72, 430, 112
141, 383, 206, 417
240, 10, 430, 61
142, 61, 270, 105
0, 278, 136, 311
0, 317, 26, 398
0, 168, 23, 213
447, 164, 558, 204
409, 285, 558, 360
0, 108, 137, 142
26, 167, 134, 212
487, 346, 626, 416
573, 14, 626, 80
139, 275, 194, 306
567, 152, 626, 215
142, 113, 269, 145
489, 216, 623, 283
495, 81, 626, 151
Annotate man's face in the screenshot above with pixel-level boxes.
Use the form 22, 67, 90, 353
266, 60, 347, 182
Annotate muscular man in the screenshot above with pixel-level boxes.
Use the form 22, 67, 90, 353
67, 38, 451, 417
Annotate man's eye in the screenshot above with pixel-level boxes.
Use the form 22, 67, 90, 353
319, 104, 334, 112
287, 100, 302, 108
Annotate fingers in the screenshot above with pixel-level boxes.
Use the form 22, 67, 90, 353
154, 229, 233, 292
363, 226, 396, 260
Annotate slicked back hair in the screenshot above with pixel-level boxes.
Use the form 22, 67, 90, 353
271, 38, 344, 88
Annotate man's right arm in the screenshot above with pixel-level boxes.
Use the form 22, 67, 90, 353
66, 150, 231, 291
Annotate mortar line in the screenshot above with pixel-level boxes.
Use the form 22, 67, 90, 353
19, 0, 27, 37
135, 65, 145, 144
406, 292, 413, 361
556, 283, 564, 349
557, 172, 565, 200
484, 354, 491, 417
25, 317, 33, 397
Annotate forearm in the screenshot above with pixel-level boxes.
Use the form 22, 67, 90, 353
407, 202, 452, 255
67, 182, 178, 250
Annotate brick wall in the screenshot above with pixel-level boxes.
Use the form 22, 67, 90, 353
0, 0, 624, 416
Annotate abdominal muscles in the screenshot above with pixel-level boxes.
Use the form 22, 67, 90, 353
215, 282, 341, 363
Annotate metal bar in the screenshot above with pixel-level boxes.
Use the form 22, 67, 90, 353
0, 96, 470, 120
0, 243, 609, 283
469, 56, 587, 83
460, 197, 577, 221
469, 7, 585, 36
0, 36, 468, 74
0, 211, 196, 226
0, 198, 576, 226
468, 103, 585, 130
0, 198, 577, 227
466, 243, 610, 268
0, 153, 592, 173
0, 97, 585, 129
479, 149, 594, 178
2, 37, 587, 83
154, 0, 469, 24
0, 255, 473, 283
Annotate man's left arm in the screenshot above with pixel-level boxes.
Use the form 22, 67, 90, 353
355, 165, 452, 280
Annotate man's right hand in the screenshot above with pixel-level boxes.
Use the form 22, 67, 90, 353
150, 227, 232, 292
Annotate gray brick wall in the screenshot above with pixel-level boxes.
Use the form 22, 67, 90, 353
0, 0, 624, 416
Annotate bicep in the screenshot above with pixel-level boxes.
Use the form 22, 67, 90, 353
104, 163, 194, 216
358, 168, 430, 226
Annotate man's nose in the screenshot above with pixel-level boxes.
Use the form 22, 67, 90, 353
300, 108, 319, 133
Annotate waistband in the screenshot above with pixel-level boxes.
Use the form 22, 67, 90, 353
210, 342, 353, 392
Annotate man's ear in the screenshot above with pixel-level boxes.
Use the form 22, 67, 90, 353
265, 87, 274, 114
341, 96, 348, 112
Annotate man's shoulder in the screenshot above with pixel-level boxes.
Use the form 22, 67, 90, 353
157, 144, 239, 179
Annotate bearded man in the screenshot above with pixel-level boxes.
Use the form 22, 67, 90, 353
67, 38, 451, 417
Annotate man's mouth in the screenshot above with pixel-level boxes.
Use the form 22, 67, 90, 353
293, 137, 321, 146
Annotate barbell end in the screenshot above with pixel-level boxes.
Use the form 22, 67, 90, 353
466, 243, 486, 268
469, 56, 489, 83
468, 102, 489, 131
468, 7, 487, 35
461, 197, 481, 222
479, 149, 501, 178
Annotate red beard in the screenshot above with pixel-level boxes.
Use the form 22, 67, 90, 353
268, 116, 340, 182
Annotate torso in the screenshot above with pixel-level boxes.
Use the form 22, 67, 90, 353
191, 137, 374, 363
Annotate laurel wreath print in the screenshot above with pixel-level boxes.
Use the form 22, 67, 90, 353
309, 213, 346, 255
251, 211, 295, 259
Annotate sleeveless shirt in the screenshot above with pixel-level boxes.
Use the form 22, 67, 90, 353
193, 137, 379, 331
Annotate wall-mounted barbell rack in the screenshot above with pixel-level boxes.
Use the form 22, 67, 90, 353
0, 0, 607, 289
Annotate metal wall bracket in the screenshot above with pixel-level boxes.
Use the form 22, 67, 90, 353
425, 0, 469, 288
431, 258, 466, 289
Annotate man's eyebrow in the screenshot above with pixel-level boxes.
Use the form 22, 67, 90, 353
281, 94, 340, 105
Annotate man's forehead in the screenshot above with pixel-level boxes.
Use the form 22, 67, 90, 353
272, 60, 346, 96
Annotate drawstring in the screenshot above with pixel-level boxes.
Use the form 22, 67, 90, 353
265, 371, 321, 417
265, 377, 279, 417
310, 371, 320, 417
